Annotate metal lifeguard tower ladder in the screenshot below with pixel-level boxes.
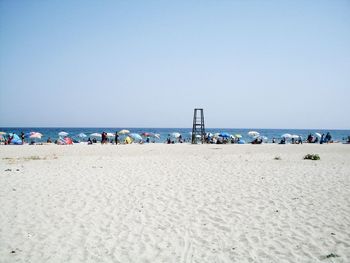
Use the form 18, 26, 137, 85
192, 108, 205, 144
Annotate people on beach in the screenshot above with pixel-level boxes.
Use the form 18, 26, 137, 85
115, 132, 119, 144
101, 132, 107, 144
21, 132, 25, 143
325, 132, 332, 143
320, 134, 325, 144
252, 137, 262, 144
307, 134, 313, 143
298, 136, 303, 144
0, 130, 342, 145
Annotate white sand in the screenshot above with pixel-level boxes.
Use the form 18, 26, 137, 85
0, 143, 350, 262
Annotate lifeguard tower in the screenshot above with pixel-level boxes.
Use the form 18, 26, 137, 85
192, 108, 205, 144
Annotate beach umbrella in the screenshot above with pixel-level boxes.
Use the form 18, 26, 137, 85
259, 136, 268, 141
64, 137, 73, 145
141, 132, 152, 137
30, 132, 42, 139
106, 133, 115, 138
90, 133, 102, 137
129, 133, 142, 141
281, 133, 292, 138
8, 133, 22, 144
248, 131, 260, 137
118, 129, 130, 135
141, 132, 160, 139
315, 132, 322, 138
78, 133, 87, 138
0, 131, 7, 135
125, 136, 132, 144
30, 132, 43, 137
213, 133, 220, 138
58, 131, 69, 137
219, 132, 231, 138
235, 134, 242, 138
170, 132, 181, 138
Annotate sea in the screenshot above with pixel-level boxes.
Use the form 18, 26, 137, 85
1, 127, 350, 143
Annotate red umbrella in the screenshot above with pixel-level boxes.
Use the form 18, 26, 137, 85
64, 137, 73, 145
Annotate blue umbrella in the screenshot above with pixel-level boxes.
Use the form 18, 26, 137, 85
78, 133, 87, 138
129, 133, 142, 141
219, 132, 231, 138
8, 133, 22, 144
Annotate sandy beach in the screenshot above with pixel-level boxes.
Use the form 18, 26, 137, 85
0, 143, 349, 262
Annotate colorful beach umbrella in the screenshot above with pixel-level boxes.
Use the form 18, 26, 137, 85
125, 136, 132, 144
8, 133, 22, 144
64, 137, 73, 145
235, 134, 242, 138
30, 132, 42, 139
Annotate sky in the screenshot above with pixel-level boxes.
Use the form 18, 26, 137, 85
0, 0, 349, 129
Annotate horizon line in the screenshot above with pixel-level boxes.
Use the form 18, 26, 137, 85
1, 126, 349, 131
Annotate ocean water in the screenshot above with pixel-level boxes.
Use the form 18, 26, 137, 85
1, 127, 350, 143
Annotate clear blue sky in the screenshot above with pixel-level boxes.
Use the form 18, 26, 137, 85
1, 0, 349, 129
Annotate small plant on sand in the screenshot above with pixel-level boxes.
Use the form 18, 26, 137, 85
320, 253, 340, 260
23, 156, 42, 161
274, 156, 281, 160
304, 154, 320, 160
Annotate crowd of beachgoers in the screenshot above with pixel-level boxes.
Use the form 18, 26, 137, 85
1, 129, 349, 145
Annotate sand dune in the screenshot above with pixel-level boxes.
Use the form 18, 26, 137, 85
1, 144, 349, 262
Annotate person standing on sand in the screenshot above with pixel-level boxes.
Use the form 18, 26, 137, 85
101, 132, 106, 144
320, 134, 325, 144
21, 132, 25, 144
115, 132, 119, 145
